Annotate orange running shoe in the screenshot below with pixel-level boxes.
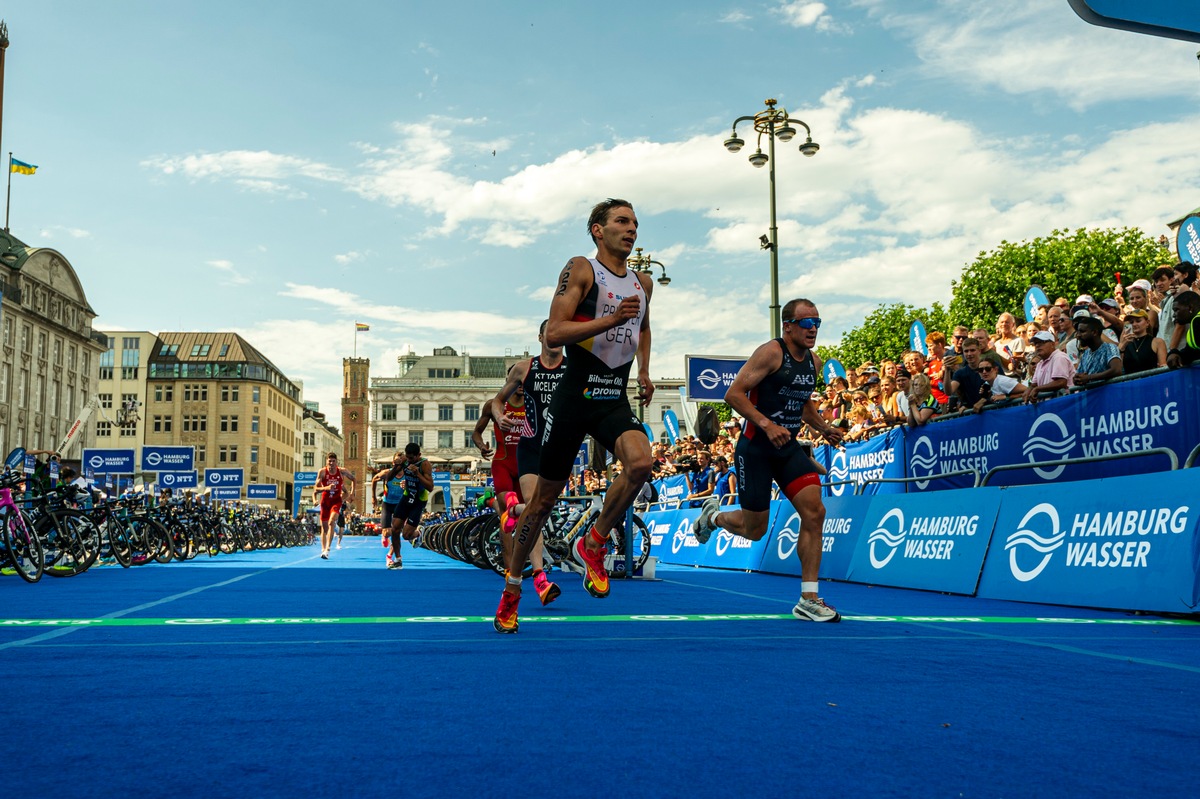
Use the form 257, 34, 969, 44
494, 590, 521, 634
501, 493, 519, 534
573, 536, 609, 598
534, 570, 561, 606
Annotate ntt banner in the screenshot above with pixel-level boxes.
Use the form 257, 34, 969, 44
976, 469, 1200, 613
844, 490, 1003, 595
816, 426, 906, 497
685, 354, 747, 402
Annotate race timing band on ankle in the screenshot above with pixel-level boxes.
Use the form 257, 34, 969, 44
505, 572, 522, 587
801, 581, 819, 594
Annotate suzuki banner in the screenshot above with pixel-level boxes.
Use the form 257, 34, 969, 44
844, 489, 1004, 595
976, 469, 1200, 613
212, 487, 241, 501
685, 354, 747, 402
247, 484, 278, 499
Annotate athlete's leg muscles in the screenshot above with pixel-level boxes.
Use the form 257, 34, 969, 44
517, 473, 546, 571
590, 429, 653, 548
712, 507, 771, 540
505, 476, 567, 592
788, 483, 826, 591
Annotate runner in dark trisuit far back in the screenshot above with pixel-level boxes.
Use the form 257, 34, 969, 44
692, 298, 845, 622
493, 199, 655, 634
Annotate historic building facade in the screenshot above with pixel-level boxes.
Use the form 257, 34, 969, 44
340, 357, 370, 515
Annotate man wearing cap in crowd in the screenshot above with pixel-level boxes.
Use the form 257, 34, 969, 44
1073, 308, 1123, 386
1025, 329, 1076, 403
1166, 289, 1200, 369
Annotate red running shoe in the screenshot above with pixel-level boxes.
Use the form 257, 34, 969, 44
534, 570, 561, 606
494, 590, 521, 634
573, 536, 609, 598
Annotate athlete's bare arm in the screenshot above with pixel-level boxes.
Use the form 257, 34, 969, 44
472, 399, 495, 458
724, 340, 791, 448
544, 257, 640, 348
491, 360, 530, 430
343, 470, 356, 499
415, 459, 434, 491
801, 354, 844, 446
634, 271, 656, 405
314, 467, 330, 494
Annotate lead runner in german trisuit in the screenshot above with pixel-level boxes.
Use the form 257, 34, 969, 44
494, 198, 654, 633
693, 298, 845, 622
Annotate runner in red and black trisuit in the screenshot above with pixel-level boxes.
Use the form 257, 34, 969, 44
692, 298, 845, 622
487, 319, 567, 606
493, 198, 655, 634
314, 451, 356, 559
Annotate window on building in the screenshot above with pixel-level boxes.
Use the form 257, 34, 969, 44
121, 393, 138, 410
381, 404, 397, 421
18, 370, 28, 407
154, 384, 174, 402
153, 415, 173, 433
53, 338, 62, 365
123, 337, 139, 351
250, 446, 259, 464
219, 344, 229, 357
0, 363, 8, 404
438, 430, 453, 449
252, 386, 261, 403
381, 430, 396, 449
119, 422, 137, 438
427, 368, 461, 378
303, 452, 314, 468
349, 433, 358, 460
465, 404, 481, 421
191, 343, 211, 357
37, 331, 47, 360
438, 404, 454, 421
99, 393, 113, 409
96, 420, 112, 437
220, 415, 239, 432
303, 431, 315, 446
196, 445, 206, 463
160, 343, 179, 356
122, 341, 140, 378
251, 416, 259, 433
408, 431, 424, 447
221, 384, 239, 402
409, 405, 424, 421
20, 324, 31, 353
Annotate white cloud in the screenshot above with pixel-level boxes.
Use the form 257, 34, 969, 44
777, 2, 827, 28
856, 0, 1198, 108
719, 10, 751, 25
334, 251, 366, 266
38, 226, 91, 240
207, 259, 250, 285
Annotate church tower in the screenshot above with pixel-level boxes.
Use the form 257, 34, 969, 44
341, 357, 370, 515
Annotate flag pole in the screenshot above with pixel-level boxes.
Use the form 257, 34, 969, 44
5, 152, 11, 231
354, 322, 358, 358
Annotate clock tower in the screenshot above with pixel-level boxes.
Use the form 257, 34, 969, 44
341, 357, 371, 516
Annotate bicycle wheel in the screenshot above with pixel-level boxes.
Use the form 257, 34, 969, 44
104, 517, 133, 568
608, 512, 652, 573
3, 508, 44, 583
40, 510, 98, 577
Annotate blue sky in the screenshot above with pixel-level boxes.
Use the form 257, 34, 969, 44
4, 1, 1198, 414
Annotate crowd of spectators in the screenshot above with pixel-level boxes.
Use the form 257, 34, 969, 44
811, 260, 1200, 440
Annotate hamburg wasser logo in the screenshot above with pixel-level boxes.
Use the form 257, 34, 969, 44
146, 451, 163, 468
910, 436, 937, 489
671, 517, 699, 554
868, 508, 906, 569
696, 368, 721, 391
1004, 503, 1065, 582
776, 511, 800, 560
828, 449, 849, 497
1024, 413, 1076, 480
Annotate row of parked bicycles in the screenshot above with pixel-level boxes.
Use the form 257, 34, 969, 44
0, 448, 316, 583
414, 496, 653, 578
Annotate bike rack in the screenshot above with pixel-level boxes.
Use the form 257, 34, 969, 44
979, 447, 1179, 486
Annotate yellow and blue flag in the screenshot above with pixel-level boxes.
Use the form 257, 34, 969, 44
10, 158, 37, 175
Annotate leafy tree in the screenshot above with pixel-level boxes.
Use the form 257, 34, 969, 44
817, 301, 950, 376
698, 401, 732, 423
948, 227, 1169, 329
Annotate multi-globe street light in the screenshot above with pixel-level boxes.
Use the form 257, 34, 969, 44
723, 98, 819, 338
628, 247, 671, 286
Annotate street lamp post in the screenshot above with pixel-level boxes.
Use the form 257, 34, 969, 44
723, 98, 819, 339
628, 247, 672, 286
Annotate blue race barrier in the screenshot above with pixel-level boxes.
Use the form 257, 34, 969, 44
845, 489, 1004, 595
817, 426, 906, 496
976, 469, 1200, 614
759, 495, 866, 580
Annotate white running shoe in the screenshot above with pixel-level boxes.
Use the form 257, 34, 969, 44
691, 497, 722, 544
792, 596, 841, 623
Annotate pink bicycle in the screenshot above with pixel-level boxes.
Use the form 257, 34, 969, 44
1, 466, 45, 583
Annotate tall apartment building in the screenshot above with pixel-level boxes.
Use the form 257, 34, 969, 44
0, 230, 106, 455
143, 332, 302, 510
92, 331, 159, 461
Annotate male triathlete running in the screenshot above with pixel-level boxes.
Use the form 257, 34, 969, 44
494, 198, 654, 633
384, 443, 433, 566
314, 452, 356, 559
692, 298, 845, 622
487, 319, 568, 606
372, 451, 405, 567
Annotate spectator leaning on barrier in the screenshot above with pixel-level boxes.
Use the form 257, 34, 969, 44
1026, 330, 1076, 403
1119, 308, 1166, 374
950, 336, 990, 414
894, 370, 912, 419
1166, 290, 1200, 369
1073, 309, 1123, 386
978, 359, 1026, 403
906, 372, 939, 427
1160, 262, 1198, 357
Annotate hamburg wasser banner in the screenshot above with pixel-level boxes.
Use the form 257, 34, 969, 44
814, 426, 906, 497
976, 469, 1200, 614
